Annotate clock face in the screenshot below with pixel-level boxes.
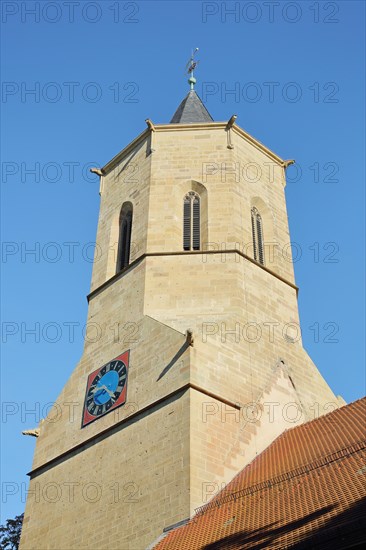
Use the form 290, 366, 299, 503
82, 350, 129, 428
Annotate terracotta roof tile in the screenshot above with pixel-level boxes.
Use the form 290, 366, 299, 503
154, 398, 366, 549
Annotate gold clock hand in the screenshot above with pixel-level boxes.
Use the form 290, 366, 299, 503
104, 387, 115, 398
92, 384, 115, 398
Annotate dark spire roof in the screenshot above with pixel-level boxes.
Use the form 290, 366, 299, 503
170, 90, 213, 124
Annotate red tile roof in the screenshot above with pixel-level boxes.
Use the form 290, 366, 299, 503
154, 398, 366, 549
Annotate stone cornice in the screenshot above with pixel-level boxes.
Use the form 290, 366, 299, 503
101, 120, 291, 176
27, 383, 240, 479
231, 124, 285, 166
87, 250, 298, 303
154, 121, 227, 131
102, 128, 150, 175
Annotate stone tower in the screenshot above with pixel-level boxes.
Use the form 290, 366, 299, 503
20, 86, 342, 550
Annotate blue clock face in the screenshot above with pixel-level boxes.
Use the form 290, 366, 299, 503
85, 360, 127, 418
93, 370, 119, 405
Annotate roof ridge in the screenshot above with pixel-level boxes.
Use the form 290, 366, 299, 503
274, 397, 365, 443
194, 438, 366, 517
218, 397, 366, 495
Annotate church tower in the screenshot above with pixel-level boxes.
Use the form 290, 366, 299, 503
20, 66, 342, 549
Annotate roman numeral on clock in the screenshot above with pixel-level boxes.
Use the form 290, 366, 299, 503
89, 404, 97, 415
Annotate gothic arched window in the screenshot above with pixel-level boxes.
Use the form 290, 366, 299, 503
251, 207, 265, 265
116, 202, 133, 272
183, 192, 200, 251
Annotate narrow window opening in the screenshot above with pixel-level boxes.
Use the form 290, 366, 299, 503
117, 203, 133, 272
183, 196, 191, 251
251, 207, 265, 265
183, 192, 200, 251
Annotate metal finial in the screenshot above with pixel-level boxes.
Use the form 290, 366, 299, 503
186, 48, 199, 90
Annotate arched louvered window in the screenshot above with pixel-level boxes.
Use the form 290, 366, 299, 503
116, 202, 133, 272
183, 192, 200, 251
251, 207, 265, 265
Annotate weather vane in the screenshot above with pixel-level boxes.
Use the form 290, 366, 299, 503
185, 47, 199, 90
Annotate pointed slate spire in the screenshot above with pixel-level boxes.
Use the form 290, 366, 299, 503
170, 48, 214, 124
170, 90, 214, 124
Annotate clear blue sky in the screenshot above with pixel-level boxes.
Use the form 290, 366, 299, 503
1, 0, 365, 523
